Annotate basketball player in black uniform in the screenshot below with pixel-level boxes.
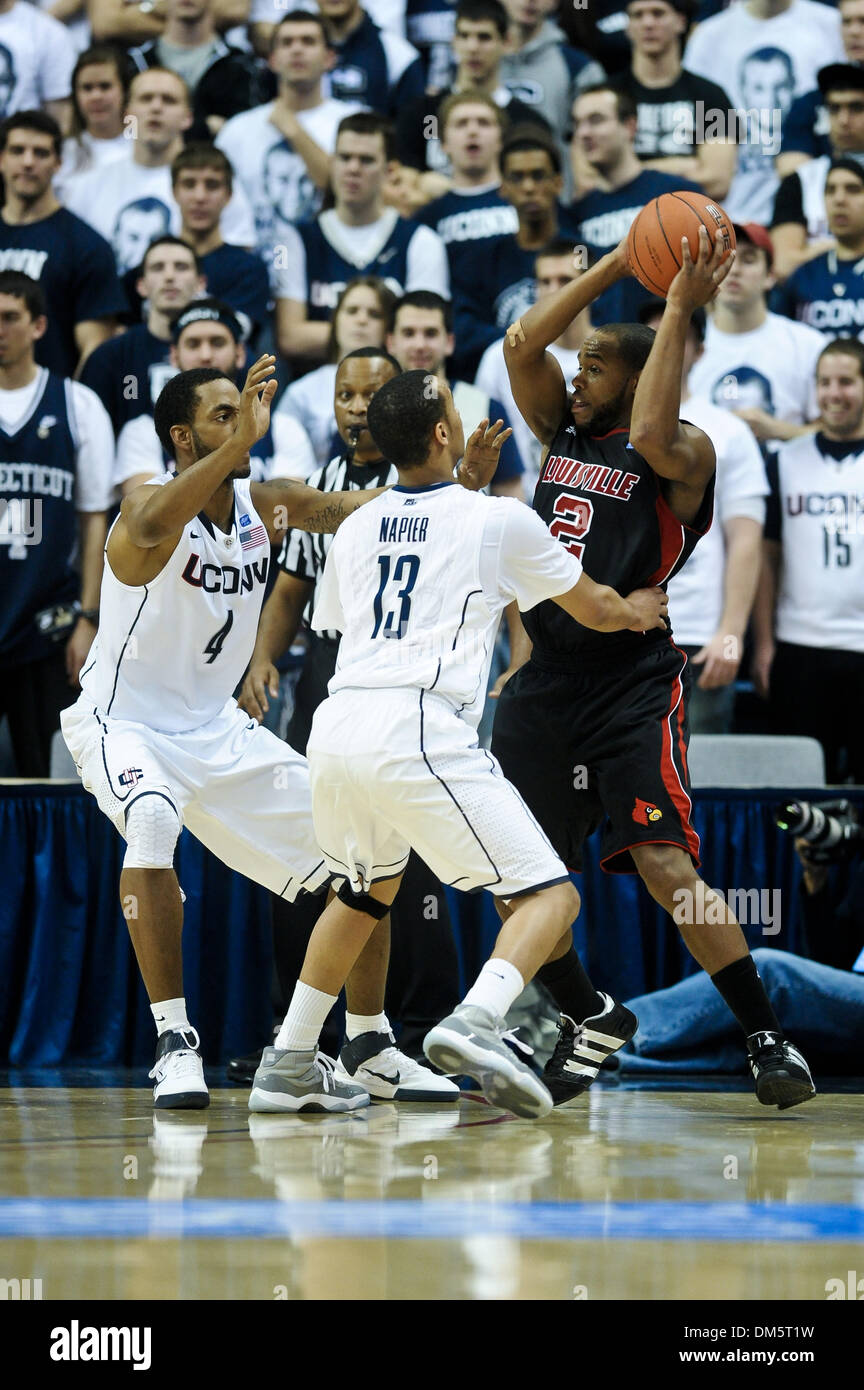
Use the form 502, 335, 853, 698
493, 227, 816, 1110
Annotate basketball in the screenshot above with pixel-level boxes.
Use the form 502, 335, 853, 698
627, 192, 736, 298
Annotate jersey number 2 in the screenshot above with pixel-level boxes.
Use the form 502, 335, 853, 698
371, 554, 420, 639
550, 495, 594, 561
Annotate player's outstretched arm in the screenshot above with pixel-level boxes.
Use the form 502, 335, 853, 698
555, 575, 669, 634
121, 356, 278, 549
629, 228, 728, 490
503, 242, 632, 446
251, 480, 389, 539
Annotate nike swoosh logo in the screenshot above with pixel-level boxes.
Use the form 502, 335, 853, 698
190, 530, 199, 538
366, 1069, 400, 1085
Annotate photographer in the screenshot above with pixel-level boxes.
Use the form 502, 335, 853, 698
0, 272, 113, 777
790, 799, 864, 973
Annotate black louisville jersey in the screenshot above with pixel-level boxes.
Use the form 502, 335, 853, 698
525, 417, 715, 659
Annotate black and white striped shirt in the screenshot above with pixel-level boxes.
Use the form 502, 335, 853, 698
279, 451, 397, 641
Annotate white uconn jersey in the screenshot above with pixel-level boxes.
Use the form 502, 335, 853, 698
772, 434, 864, 652
313, 481, 581, 727
81, 476, 271, 731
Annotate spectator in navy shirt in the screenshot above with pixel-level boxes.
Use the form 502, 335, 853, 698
416, 92, 518, 253
569, 83, 703, 324
316, 0, 425, 119
772, 63, 864, 282
774, 159, 864, 341
173, 144, 271, 345
80, 234, 205, 434
449, 126, 578, 378
776, 0, 864, 179
0, 111, 124, 377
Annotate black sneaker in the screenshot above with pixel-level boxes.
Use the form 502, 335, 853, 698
543, 993, 638, 1107
226, 1027, 278, 1085
747, 1031, 816, 1110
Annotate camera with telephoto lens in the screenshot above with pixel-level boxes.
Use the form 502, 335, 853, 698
775, 799, 863, 864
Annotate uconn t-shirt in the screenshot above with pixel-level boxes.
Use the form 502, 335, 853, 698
773, 250, 864, 342
525, 415, 714, 660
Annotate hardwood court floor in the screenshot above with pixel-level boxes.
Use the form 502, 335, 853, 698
0, 1083, 862, 1300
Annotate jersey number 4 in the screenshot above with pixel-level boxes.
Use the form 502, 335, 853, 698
372, 553, 420, 639
549, 495, 594, 561
203, 610, 234, 663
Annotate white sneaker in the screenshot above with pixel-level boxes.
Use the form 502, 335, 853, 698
149, 1028, 209, 1110
335, 1030, 460, 1102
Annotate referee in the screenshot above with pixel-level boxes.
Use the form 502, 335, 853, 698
232, 347, 462, 1091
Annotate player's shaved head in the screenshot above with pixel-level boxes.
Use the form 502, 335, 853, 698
592, 323, 656, 371
367, 368, 449, 468
154, 367, 234, 459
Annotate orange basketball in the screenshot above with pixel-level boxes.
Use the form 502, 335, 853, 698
627, 191, 736, 298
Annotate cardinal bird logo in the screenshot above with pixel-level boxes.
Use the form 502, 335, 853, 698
633, 797, 663, 824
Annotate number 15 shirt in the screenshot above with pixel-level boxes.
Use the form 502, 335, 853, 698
766, 433, 864, 653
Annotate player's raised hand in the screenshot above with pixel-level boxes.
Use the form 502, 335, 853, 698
625, 585, 669, 633
458, 418, 514, 491
237, 660, 280, 722
667, 225, 735, 312
236, 355, 278, 449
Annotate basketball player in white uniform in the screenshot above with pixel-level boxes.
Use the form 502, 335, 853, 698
249, 370, 669, 1119
60, 356, 393, 1110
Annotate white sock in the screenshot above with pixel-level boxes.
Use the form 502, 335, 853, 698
151, 998, 190, 1037
345, 1011, 390, 1041
276, 981, 337, 1052
462, 960, 525, 1020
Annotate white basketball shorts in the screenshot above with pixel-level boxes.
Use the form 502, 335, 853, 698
306, 688, 570, 900
61, 694, 328, 900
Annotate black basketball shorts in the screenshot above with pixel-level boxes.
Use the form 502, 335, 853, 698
490, 639, 701, 874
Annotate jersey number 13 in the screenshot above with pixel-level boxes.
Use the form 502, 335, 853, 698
372, 553, 420, 639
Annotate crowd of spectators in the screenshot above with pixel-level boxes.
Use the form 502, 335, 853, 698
1, 0, 863, 786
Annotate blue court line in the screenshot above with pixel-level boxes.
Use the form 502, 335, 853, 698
0, 1198, 862, 1242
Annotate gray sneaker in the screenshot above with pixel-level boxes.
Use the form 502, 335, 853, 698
248, 1047, 370, 1114
423, 1005, 553, 1119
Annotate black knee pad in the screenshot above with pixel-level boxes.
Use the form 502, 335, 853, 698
336, 878, 390, 919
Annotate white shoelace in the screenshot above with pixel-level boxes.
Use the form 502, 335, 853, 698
149, 1028, 201, 1080
314, 1052, 339, 1092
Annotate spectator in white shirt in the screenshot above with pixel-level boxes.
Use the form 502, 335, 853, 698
55, 45, 131, 200
641, 300, 768, 733
64, 66, 255, 274
683, 0, 844, 224
688, 222, 825, 448
0, 0, 76, 134
216, 12, 362, 275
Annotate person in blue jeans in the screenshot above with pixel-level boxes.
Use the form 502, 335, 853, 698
617, 855, 864, 1073
618, 948, 864, 1073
